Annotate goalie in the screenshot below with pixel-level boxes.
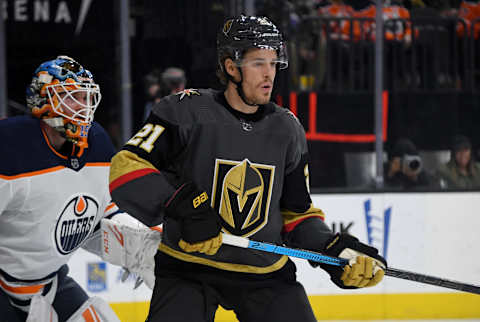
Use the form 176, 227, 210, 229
109, 15, 387, 322
0, 56, 160, 322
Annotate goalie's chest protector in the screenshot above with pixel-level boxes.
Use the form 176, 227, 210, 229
0, 117, 112, 280
159, 90, 301, 273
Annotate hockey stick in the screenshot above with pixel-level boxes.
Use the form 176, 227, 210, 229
221, 233, 480, 295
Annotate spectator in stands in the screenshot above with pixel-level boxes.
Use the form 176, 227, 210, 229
317, 0, 356, 89
346, 1, 414, 89
409, 0, 457, 89
354, 0, 414, 43
437, 0, 479, 88
454, 1, 480, 88
143, 67, 187, 120
457, 0, 480, 39
143, 69, 163, 121
383, 138, 434, 189
435, 135, 480, 188
318, 0, 356, 40
289, 1, 319, 91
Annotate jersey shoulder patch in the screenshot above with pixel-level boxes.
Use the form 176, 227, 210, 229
152, 89, 217, 126
175, 88, 201, 101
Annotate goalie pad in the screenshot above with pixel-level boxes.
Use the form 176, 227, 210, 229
101, 214, 162, 289
26, 295, 59, 322
66, 296, 120, 322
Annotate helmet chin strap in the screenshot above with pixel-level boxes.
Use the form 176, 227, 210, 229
228, 69, 258, 107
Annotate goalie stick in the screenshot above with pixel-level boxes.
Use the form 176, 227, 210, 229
221, 233, 480, 295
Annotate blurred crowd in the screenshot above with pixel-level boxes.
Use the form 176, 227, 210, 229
256, 0, 480, 91
377, 135, 480, 190
143, 67, 187, 120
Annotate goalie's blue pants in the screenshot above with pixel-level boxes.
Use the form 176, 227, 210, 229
0, 265, 89, 322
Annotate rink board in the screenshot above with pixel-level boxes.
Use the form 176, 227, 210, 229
69, 192, 480, 320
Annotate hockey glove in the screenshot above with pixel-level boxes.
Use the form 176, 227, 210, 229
165, 181, 222, 255
100, 215, 161, 289
318, 233, 387, 289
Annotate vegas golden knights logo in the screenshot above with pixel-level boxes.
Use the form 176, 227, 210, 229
223, 19, 233, 36
211, 159, 275, 237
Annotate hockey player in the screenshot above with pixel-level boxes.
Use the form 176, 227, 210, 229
0, 56, 122, 321
109, 15, 387, 321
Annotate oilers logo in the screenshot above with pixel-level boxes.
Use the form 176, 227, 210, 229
211, 159, 275, 237
55, 195, 99, 255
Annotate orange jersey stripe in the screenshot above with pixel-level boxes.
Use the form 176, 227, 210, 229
91, 306, 101, 321
104, 203, 117, 213
0, 162, 109, 180
82, 308, 95, 322
150, 225, 163, 233
85, 162, 111, 167
0, 166, 65, 180
41, 126, 68, 160
82, 306, 100, 322
0, 278, 45, 294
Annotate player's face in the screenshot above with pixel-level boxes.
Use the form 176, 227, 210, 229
240, 48, 277, 105
58, 91, 89, 119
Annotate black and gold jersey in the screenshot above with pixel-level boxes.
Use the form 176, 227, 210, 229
109, 89, 329, 274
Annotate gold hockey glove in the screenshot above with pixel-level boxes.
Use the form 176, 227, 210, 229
165, 181, 222, 255
320, 233, 387, 289
178, 234, 223, 255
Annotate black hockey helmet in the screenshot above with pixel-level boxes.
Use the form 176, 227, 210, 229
216, 15, 288, 80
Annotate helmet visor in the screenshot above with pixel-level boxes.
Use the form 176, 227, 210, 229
235, 57, 288, 70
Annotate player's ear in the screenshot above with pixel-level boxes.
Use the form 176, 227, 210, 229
224, 58, 240, 82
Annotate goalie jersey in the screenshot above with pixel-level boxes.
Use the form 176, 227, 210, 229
110, 89, 327, 274
0, 116, 119, 283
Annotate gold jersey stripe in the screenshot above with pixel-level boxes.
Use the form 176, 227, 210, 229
109, 150, 157, 184
158, 243, 288, 274
282, 204, 326, 226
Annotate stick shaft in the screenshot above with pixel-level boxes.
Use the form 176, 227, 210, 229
221, 233, 480, 295
385, 267, 480, 294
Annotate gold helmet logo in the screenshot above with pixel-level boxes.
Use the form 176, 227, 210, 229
211, 158, 274, 237
223, 19, 233, 36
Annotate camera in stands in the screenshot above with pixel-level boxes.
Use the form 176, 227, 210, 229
402, 154, 422, 173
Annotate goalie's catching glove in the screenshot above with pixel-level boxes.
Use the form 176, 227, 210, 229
318, 233, 387, 289
165, 181, 222, 255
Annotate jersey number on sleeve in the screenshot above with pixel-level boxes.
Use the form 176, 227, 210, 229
126, 123, 165, 153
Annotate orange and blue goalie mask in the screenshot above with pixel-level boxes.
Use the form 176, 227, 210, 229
26, 56, 102, 156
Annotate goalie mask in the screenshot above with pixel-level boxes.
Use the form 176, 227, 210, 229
26, 55, 102, 156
